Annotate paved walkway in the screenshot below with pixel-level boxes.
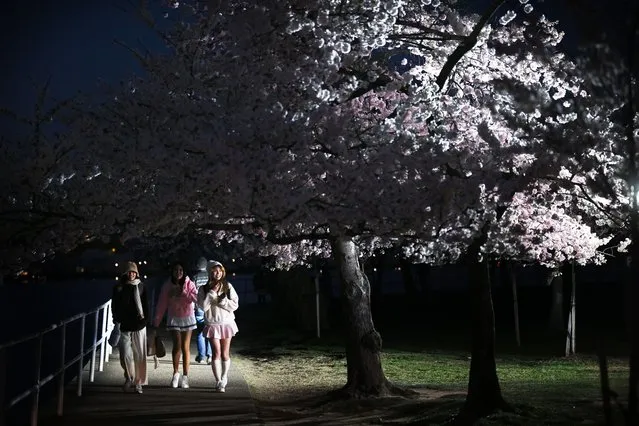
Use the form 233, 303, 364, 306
40, 334, 261, 426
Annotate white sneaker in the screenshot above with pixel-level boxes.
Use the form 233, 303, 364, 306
181, 375, 189, 389
135, 384, 143, 394
171, 373, 180, 388
206, 356, 212, 364
221, 376, 228, 388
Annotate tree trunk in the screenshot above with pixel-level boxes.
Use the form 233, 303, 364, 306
627, 227, 639, 425
508, 263, 521, 348
455, 258, 509, 424
597, 341, 614, 426
330, 237, 404, 398
399, 258, 419, 297
547, 269, 564, 332
416, 263, 431, 299
565, 262, 576, 357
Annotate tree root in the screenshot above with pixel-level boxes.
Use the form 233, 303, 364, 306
444, 397, 513, 426
325, 380, 418, 402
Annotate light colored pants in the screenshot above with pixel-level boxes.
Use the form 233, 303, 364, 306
119, 328, 148, 385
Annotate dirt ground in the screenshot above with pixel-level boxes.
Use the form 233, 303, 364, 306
233, 356, 467, 425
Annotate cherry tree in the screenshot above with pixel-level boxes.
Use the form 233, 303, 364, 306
541, 34, 639, 426
20, 1, 594, 422
0, 85, 108, 274
484, 0, 639, 418
394, 11, 612, 420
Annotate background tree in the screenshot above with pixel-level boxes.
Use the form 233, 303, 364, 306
0, 84, 104, 274
543, 9, 639, 421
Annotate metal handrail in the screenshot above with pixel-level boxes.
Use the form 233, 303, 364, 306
0, 300, 114, 426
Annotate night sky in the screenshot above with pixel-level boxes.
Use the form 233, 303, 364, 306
0, 0, 165, 117
0, 0, 610, 121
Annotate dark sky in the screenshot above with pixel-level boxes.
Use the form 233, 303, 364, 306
0, 0, 165, 117
0, 0, 612, 120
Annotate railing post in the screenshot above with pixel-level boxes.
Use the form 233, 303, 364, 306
99, 305, 107, 372
57, 323, 66, 416
0, 299, 114, 425
77, 316, 86, 397
105, 302, 113, 361
0, 347, 7, 426
30, 334, 43, 426
89, 310, 99, 382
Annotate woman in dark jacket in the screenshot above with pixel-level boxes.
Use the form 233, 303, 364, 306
112, 261, 149, 394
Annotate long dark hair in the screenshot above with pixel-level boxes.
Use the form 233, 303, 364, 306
170, 261, 186, 288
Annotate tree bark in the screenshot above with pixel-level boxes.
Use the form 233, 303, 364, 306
455, 246, 509, 424
508, 263, 521, 348
628, 227, 639, 425
597, 341, 614, 426
399, 258, 419, 297
547, 269, 564, 332
416, 263, 431, 299
330, 236, 406, 398
565, 263, 576, 357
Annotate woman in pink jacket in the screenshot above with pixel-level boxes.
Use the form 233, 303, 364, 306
153, 262, 197, 389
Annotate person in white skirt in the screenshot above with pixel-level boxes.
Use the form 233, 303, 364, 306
112, 261, 149, 394
153, 262, 198, 389
197, 261, 239, 392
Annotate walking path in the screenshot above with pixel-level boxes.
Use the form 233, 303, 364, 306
39, 334, 261, 426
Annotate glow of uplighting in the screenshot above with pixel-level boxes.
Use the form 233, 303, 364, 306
115, 276, 118, 281
144, 275, 148, 279
115, 263, 119, 267
111, 248, 116, 253
232, 258, 236, 263
232, 273, 236, 277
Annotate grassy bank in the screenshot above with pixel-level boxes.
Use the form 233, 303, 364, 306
233, 331, 630, 425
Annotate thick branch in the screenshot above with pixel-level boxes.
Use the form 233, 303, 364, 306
394, 19, 466, 41
436, 0, 511, 90
342, 71, 393, 101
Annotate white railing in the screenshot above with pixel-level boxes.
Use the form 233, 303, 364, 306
0, 300, 114, 426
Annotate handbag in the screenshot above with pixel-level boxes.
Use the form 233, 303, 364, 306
108, 323, 121, 347
155, 334, 166, 358
147, 328, 166, 358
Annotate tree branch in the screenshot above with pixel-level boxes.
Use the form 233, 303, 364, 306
436, 0, 512, 90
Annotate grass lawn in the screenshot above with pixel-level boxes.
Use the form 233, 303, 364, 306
234, 329, 630, 425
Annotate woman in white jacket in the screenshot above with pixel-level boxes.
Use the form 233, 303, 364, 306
197, 261, 239, 392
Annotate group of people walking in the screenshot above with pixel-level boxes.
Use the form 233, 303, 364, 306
111, 258, 239, 394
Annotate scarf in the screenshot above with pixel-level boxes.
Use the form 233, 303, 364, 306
126, 278, 145, 320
